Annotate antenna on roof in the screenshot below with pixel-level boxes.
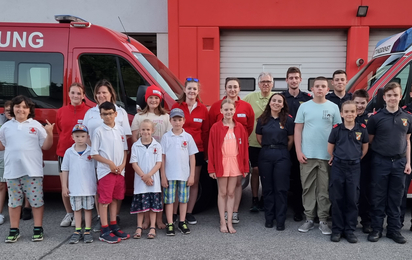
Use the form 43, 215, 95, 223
118, 16, 131, 43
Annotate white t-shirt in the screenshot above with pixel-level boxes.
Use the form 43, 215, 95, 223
0, 114, 8, 161
130, 138, 162, 194
91, 123, 128, 180
61, 144, 97, 196
83, 104, 132, 139
161, 129, 198, 181
0, 118, 47, 179
130, 112, 172, 142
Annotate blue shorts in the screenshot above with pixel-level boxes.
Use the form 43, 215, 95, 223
163, 180, 189, 204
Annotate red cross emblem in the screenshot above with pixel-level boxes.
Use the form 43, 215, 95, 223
29, 127, 37, 134
154, 148, 157, 154
87, 155, 92, 160
121, 136, 125, 142
182, 141, 188, 148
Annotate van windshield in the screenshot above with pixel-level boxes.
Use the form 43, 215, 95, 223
133, 53, 183, 100
346, 53, 403, 93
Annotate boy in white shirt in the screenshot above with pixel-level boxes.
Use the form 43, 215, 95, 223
161, 108, 198, 236
61, 124, 97, 244
91, 102, 129, 243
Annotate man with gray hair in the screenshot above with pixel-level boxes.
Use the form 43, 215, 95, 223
243, 72, 274, 221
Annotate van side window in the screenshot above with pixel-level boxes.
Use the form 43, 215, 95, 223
0, 52, 63, 108
390, 64, 411, 106
79, 54, 148, 115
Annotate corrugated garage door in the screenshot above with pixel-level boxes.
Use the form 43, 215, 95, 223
220, 30, 347, 98
368, 29, 405, 61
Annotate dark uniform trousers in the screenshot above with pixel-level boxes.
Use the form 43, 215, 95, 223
258, 147, 290, 225
329, 157, 360, 234
371, 153, 406, 233
289, 146, 304, 214
359, 152, 372, 225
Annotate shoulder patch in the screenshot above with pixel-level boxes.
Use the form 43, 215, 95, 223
403, 105, 407, 109
407, 111, 412, 115
333, 124, 339, 129
361, 123, 366, 128
288, 114, 293, 118
306, 92, 311, 97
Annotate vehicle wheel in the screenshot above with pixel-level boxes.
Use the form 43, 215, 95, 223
193, 162, 217, 213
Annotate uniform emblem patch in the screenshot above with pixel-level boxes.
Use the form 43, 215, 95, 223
364, 119, 368, 124
87, 155, 92, 160
355, 132, 362, 140
299, 101, 304, 104
29, 127, 37, 134
402, 118, 408, 126
121, 136, 125, 142
154, 148, 157, 154
182, 141, 188, 148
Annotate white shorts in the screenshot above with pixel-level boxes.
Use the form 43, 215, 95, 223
70, 196, 95, 211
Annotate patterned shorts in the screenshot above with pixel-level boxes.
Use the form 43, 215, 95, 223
70, 196, 95, 211
163, 180, 189, 204
7, 176, 44, 208
130, 192, 163, 214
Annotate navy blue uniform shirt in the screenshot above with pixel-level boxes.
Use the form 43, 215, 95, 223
328, 122, 368, 160
256, 115, 294, 147
367, 108, 412, 157
281, 90, 312, 118
326, 92, 353, 110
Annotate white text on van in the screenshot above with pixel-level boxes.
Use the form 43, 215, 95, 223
0, 31, 44, 48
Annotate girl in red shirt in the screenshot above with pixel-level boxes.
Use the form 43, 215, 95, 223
209, 77, 254, 224
172, 78, 209, 225
56, 83, 90, 227
208, 99, 249, 233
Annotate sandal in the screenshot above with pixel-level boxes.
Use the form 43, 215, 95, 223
133, 227, 142, 239
147, 227, 156, 239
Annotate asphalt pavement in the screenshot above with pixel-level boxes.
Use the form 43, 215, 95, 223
1, 186, 412, 260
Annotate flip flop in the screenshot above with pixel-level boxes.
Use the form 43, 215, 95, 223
147, 227, 156, 239
133, 227, 142, 239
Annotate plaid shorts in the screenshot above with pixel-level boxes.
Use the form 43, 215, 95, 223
163, 180, 189, 204
70, 195, 95, 211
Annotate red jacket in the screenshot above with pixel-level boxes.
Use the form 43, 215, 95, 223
55, 102, 90, 157
208, 120, 249, 177
209, 96, 255, 136
172, 101, 209, 153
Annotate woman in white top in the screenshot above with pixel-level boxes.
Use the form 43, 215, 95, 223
83, 79, 132, 231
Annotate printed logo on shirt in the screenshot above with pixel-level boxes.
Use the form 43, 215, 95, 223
237, 113, 246, 118
402, 118, 408, 126
182, 141, 188, 149
364, 119, 368, 124
154, 148, 158, 154
193, 118, 203, 123
239, 138, 242, 144
87, 155, 92, 160
322, 110, 331, 120
355, 132, 362, 141
279, 123, 284, 129
299, 101, 304, 104
121, 136, 125, 142
29, 127, 37, 135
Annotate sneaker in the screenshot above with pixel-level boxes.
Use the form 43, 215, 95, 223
166, 223, 175, 236
32, 227, 44, 242
232, 212, 240, 224
250, 197, 259, 213
0, 214, 4, 225
83, 231, 93, 243
298, 220, 314, 233
387, 231, 407, 244
22, 207, 33, 220
110, 224, 130, 240
99, 230, 120, 244
60, 213, 73, 227
319, 221, 332, 235
178, 221, 191, 234
92, 218, 101, 233
186, 213, 197, 225
5, 229, 20, 243
69, 232, 82, 244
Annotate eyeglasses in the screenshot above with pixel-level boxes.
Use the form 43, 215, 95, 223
259, 80, 273, 84
186, 78, 199, 82
100, 112, 115, 117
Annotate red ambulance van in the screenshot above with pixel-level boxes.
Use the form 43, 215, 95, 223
347, 27, 412, 197
0, 15, 192, 198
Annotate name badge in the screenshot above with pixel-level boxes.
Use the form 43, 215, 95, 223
237, 113, 246, 118
194, 118, 203, 123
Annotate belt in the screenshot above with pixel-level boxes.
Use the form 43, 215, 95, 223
334, 157, 360, 165
375, 152, 406, 161
264, 145, 287, 149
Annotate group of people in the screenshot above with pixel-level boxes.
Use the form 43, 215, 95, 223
0, 67, 411, 245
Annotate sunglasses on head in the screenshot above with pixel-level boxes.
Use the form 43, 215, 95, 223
186, 78, 199, 82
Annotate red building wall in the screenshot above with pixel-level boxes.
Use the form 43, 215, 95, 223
168, 0, 412, 105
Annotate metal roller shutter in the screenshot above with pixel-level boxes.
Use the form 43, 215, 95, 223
220, 30, 347, 98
